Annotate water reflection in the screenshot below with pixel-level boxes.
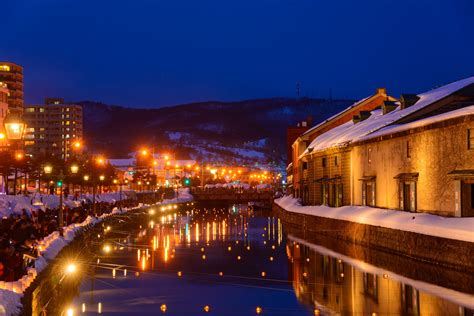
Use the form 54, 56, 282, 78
287, 236, 474, 315
29, 203, 474, 316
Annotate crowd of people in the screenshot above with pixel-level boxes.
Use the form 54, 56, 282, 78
0, 192, 165, 282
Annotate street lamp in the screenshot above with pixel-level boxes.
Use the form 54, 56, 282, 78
43, 164, 79, 228
3, 112, 26, 141
70, 164, 79, 174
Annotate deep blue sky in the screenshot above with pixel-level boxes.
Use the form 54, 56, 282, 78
2, 0, 473, 108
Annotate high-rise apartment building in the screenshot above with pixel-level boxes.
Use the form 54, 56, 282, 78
0, 82, 9, 144
0, 62, 24, 113
24, 98, 83, 159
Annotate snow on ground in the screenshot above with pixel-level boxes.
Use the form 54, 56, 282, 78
0, 205, 137, 316
275, 196, 474, 243
0, 191, 194, 315
0, 191, 136, 218
288, 235, 474, 310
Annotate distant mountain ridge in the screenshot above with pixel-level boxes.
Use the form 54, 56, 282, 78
79, 97, 355, 167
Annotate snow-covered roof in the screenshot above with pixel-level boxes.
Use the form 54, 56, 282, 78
303, 76, 474, 155
108, 158, 135, 167
299, 95, 373, 138
359, 105, 474, 142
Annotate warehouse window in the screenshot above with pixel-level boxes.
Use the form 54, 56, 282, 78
468, 129, 474, 150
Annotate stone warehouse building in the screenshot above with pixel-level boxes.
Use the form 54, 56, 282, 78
290, 77, 474, 217
290, 88, 397, 203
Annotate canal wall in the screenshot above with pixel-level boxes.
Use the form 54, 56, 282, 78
273, 202, 474, 272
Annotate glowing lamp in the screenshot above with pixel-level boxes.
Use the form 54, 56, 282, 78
66, 263, 77, 274
44, 165, 53, 174
70, 165, 79, 174
3, 112, 26, 140
160, 304, 167, 313
83, 175, 90, 181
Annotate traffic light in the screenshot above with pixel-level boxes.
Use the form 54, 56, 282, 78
184, 178, 191, 186
57, 180, 63, 187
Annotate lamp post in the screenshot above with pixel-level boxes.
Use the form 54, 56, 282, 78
3, 112, 26, 195
44, 164, 79, 227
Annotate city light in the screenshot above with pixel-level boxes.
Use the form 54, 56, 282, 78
44, 165, 53, 174
65, 263, 77, 274
70, 164, 79, 174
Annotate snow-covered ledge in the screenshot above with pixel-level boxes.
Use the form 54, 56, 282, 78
0, 204, 145, 315
275, 196, 474, 243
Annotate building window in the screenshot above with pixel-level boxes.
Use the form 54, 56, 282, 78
26, 108, 35, 113
363, 273, 378, 301
321, 183, 329, 205
367, 147, 372, 164
406, 141, 411, 158
322, 157, 327, 167
39, 108, 45, 113
399, 181, 417, 212
468, 129, 474, 150
362, 181, 376, 207
0, 65, 11, 72
334, 156, 338, 166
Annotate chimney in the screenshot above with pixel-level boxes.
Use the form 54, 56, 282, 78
382, 101, 397, 114
352, 115, 361, 124
376, 87, 387, 95
400, 94, 420, 110
359, 111, 371, 121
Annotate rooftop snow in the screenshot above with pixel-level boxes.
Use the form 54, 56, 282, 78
359, 105, 474, 141
304, 76, 474, 154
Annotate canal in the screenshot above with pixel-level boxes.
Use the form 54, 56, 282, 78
27, 203, 474, 315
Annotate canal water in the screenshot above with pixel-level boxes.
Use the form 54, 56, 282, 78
35, 203, 474, 315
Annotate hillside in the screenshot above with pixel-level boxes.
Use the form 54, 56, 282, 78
79, 98, 355, 167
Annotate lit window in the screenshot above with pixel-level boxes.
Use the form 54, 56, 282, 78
0, 65, 11, 72
468, 129, 474, 150
39, 108, 45, 113
26, 108, 35, 113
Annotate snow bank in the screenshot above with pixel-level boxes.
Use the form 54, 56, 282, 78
288, 235, 474, 310
0, 204, 140, 316
275, 196, 474, 243
165, 188, 193, 204
0, 191, 136, 218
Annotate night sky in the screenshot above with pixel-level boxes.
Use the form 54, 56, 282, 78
2, 0, 473, 108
